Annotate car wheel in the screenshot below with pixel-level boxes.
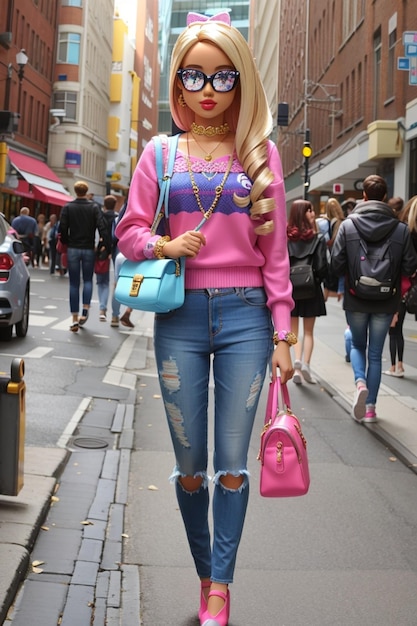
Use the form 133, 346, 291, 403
15, 284, 30, 338
0, 325, 13, 341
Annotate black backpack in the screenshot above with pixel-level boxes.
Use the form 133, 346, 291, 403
344, 218, 404, 300
288, 237, 320, 300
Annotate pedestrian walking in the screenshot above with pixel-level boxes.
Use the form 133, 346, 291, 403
287, 199, 328, 384
44, 214, 58, 274
323, 197, 345, 300
11, 207, 37, 266
96, 194, 118, 322
115, 11, 294, 626
331, 175, 417, 423
58, 181, 109, 332
384, 194, 417, 377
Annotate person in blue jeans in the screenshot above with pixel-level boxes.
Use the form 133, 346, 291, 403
331, 175, 417, 423
59, 181, 109, 331
115, 12, 294, 625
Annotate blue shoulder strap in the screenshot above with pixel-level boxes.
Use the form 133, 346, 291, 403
151, 134, 180, 233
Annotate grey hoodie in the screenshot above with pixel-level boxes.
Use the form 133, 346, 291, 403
331, 200, 417, 313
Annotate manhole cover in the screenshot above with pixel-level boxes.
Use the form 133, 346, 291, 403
72, 437, 109, 449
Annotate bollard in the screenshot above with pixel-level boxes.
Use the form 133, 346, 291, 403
0, 358, 25, 496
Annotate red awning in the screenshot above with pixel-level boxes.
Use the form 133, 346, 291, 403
32, 185, 72, 207
7, 149, 72, 206
8, 149, 62, 184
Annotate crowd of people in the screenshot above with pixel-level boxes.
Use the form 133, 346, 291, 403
11, 182, 134, 333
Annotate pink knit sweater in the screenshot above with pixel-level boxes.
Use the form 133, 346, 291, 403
115, 138, 293, 331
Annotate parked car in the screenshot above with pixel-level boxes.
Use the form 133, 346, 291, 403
0, 213, 30, 340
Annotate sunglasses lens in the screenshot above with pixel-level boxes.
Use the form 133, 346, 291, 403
180, 69, 204, 91
212, 70, 239, 92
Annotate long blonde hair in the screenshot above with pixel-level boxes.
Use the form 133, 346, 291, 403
170, 20, 275, 234
399, 195, 417, 234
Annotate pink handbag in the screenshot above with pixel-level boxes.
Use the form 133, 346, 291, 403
258, 378, 310, 497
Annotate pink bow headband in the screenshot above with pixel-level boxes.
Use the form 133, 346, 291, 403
187, 12, 231, 27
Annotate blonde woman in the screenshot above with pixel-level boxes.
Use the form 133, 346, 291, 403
116, 12, 294, 625
324, 197, 345, 300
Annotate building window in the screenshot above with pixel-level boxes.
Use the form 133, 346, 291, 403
58, 32, 81, 64
62, 0, 82, 6
373, 30, 381, 119
53, 91, 77, 121
387, 29, 396, 100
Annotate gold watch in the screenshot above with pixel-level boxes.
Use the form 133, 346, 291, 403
273, 331, 298, 346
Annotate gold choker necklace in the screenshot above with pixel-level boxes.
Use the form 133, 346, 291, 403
191, 122, 230, 137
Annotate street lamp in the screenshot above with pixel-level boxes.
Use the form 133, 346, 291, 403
3, 49, 29, 112
16, 49, 28, 114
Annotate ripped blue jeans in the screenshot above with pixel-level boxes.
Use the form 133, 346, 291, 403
154, 288, 273, 584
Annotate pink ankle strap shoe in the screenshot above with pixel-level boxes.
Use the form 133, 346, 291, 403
201, 589, 230, 626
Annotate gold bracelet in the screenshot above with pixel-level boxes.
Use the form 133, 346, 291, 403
273, 331, 298, 346
154, 235, 171, 259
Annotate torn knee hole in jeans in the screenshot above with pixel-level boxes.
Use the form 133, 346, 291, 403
214, 470, 249, 493
170, 469, 209, 493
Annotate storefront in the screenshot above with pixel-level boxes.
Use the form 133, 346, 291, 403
0, 149, 72, 221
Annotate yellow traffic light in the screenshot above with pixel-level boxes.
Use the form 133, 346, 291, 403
302, 143, 312, 159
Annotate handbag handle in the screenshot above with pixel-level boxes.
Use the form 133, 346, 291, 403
264, 377, 291, 426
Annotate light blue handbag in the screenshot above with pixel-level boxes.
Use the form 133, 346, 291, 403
115, 133, 186, 313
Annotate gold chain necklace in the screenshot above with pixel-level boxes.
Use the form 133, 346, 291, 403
191, 121, 230, 136
186, 140, 234, 220
191, 132, 228, 162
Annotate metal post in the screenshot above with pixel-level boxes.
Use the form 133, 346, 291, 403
4, 63, 12, 110
0, 358, 26, 496
302, 129, 312, 200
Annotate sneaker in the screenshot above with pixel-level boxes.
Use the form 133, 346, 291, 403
351, 384, 368, 422
383, 369, 395, 376
395, 368, 404, 378
293, 369, 303, 384
363, 409, 377, 423
301, 363, 316, 384
99, 312, 107, 322
293, 359, 303, 384
111, 316, 119, 328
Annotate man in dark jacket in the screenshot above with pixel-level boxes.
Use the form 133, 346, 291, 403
59, 180, 109, 331
331, 175, 417, 424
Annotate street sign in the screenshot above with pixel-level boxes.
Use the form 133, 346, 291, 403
398, 57, 410, 70
333, 183, 344, 194
400, 31, 417, 85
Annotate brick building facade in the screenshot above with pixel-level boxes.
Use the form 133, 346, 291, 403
278, 0, 417, 208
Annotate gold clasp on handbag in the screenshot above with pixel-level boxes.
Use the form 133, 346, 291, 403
129, 274, 144, 297
276, 441, 283, 463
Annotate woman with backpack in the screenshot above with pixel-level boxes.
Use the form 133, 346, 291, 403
331, 175, 417, 423
287, 199, 328, 384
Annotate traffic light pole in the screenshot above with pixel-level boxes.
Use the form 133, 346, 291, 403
302, 128, 312, 200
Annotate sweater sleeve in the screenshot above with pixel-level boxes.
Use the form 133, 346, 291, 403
115, 140, 160, 261
258, 142, 293, 332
